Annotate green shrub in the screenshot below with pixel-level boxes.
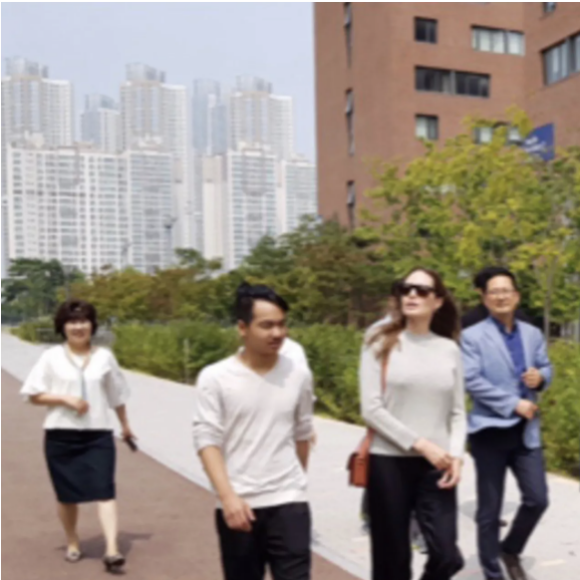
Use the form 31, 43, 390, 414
541, 340, 580, 478
291, 325, 363, 423
113, 321, 238, 384
11, 319, 60, 343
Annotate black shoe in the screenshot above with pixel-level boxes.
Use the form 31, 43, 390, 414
501, 552, 528, 580
103, 554, 125, 574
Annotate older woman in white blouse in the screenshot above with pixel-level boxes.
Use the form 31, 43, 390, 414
20, 299, 134, 573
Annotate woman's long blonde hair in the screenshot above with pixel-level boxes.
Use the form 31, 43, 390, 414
368, 267, 460, 360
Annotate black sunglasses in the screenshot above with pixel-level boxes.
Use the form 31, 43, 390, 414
396, 282, 437, 299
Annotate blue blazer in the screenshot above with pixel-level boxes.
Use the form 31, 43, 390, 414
461, 317, 553, 449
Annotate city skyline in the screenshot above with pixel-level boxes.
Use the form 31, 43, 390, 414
2, 54, 318, 276
1, 2, 316, 160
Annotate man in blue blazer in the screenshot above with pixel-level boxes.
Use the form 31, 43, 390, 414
461, 268, 552, 580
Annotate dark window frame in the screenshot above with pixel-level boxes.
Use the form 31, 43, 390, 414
416, 67, 490, 98
345, 89, 355, 156
543, 33, 580, 85
344, 3, 353, 66
346, 180, 356, 230
415, 18, 438, 44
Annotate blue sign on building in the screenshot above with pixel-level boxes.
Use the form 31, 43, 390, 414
522, 123, 555, 161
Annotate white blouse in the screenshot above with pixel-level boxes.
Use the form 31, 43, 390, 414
20, 345, 130, 431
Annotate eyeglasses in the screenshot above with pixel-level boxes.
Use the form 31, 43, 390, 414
486, 289, 516, 297
397, 283, 437, 299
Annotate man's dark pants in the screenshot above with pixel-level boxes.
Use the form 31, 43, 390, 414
216, 502, 311, 580
470, 422, 549, 579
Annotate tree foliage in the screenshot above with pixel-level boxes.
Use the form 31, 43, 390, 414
362, 112, 580, 335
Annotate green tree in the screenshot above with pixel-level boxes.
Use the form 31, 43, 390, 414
2, 259, 83, 319
363, 112, 580, 331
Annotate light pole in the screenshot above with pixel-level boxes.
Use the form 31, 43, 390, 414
163, 216, 177, 268
62, 264, 74, 299
120, 239, 131, 271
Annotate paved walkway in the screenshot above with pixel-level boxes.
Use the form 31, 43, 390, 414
2, 332, 579, 579
2, 368, 357, 580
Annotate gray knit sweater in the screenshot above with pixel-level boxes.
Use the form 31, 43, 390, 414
360, 329, 466, 458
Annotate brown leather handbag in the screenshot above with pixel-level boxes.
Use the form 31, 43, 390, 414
347, 352, 389, 488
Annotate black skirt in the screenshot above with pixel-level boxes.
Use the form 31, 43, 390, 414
44, 429, 116, 504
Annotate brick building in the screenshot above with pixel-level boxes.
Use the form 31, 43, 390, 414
315, 2, 580, 225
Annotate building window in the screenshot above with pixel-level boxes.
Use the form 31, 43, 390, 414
346, 181, 356, 230
344, 3, 353, 66
543, 33, 580, 84
416, 67, 452, 93
415, 18, 437, 44
543, 3, 557, 14
474, 126, 494, 144
456, 72, 490, 97
416, 115, 439, 141
473, 124, 521, 145
345, 89, 355, 155
416, 67, 490, 98
472, 27, 525, 56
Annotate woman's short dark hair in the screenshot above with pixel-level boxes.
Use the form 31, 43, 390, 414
54, 300, 99, 338
234, 282, 289, 324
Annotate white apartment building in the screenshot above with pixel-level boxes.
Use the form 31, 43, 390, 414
225, 147, 278, 270
200, 150, 317, 270
229, 76, 294, 160
2, 57, 74, 149
120, 63, 192, 250
280, 156, 318, 234
199, 155, 227, 263
5, 144, 173, 275
2, 57, 75, 277
81, 94, 121, 153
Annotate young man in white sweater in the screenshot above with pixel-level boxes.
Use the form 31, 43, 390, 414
194, 283, 315, 580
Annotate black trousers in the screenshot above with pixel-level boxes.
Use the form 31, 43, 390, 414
470, 423, 549, 579
216, 502, 311, 580
367, 455, 463, 580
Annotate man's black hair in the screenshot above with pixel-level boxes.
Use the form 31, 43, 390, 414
234, 282, 289, 324
473, 266, 518, 292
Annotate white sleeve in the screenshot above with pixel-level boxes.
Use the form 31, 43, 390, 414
295, 371, 315, 442
193, 368, 224, 452
449, 346, 467, 458
104, 351, 130, 408
20, 350, 52, 402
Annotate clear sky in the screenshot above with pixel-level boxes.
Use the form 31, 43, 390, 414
1, 2, 316, 159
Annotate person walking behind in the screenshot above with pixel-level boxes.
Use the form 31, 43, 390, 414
461, 266, 536, 330
462, 269, 552, 580
360, 268, 466, 580
20, 299, 134, 573
194, 282, 315, 580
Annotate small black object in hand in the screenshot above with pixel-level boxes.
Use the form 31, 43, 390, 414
124, 437, 138, 452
